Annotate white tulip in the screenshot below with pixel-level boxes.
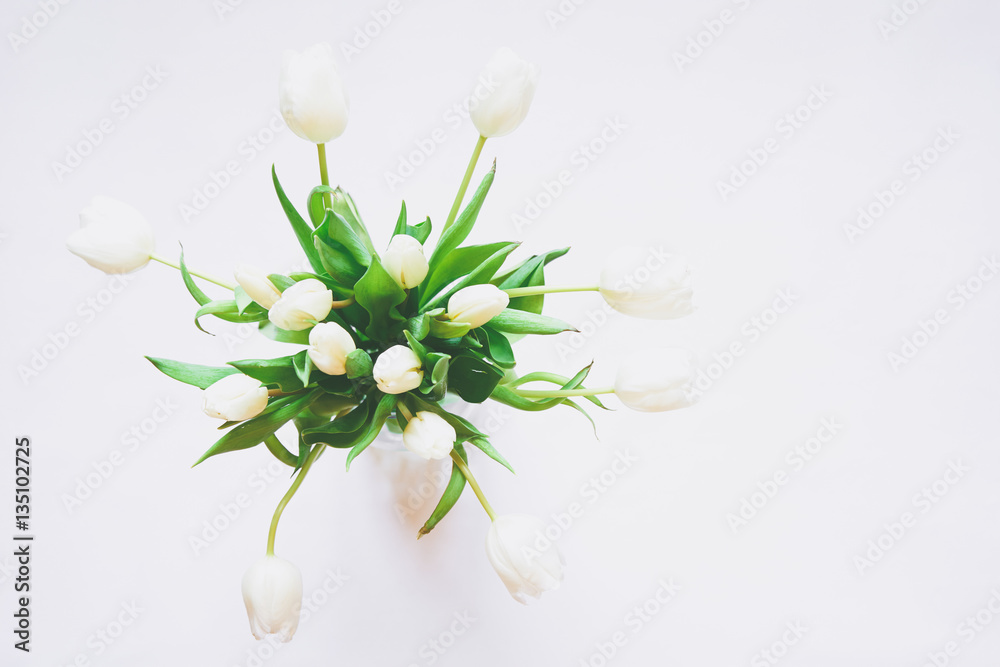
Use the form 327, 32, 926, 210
402, 411, 456, 460
486, 514, 564, 604
470, 48, 539, 138
308, 322, 356, 375
279, 43, 349, 144
234, 264, 281, 309
447, 284, 509, 328
66, 196, 155, 274
614, 348, 697, 413
268, 279, 333, 331
383, 235, 428, 289
202, 374, 269, 421
599, 246, 694, 320
372, 345, 423, 395
241, 555, 303, 642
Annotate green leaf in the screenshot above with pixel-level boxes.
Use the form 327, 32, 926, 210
228, 353, 308, 393
493, 247, 571, 314
354, 259, 407, 340
345, 393, 396, 469
316, 210, 372, 268
194, 391, 321, 466
478, 326, 516, 369
234, 286, 254, 314
419, 444, 466, 537
179, 247, 212, 306
272, 166, 326, 275
267, 274, 298, 292
345, 349, 373, 379
448, 353, 505, 404
419, 352, 450, 402
487, 309, 576, 335
328, 187, 376, 255
302, 400, 372, 445
421, 241, 519, 309
392, 201, 433, 245
467, 437, 515, 474
314, 235, 366, 286
264, 435, 299, 467
428, 165, 495, 270
194, 299, 267, 334
293, 351, 312, 388
145, 356, 237, 389
429, 318, 471, 339
406, 313, 431, 341
258, 320, 311, 345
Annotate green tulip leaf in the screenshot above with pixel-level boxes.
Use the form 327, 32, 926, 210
345, 349, 374, 379
257, 320, 311, 345
392, 201, 433, 245
467, 436, 515, 474
272, 166, 326, 276
492, 247, 570, 315
487, 309, 576, 335
228, 353, 309, 393
344, 393, 397, 469
428, 165, 494, 270
355, 259, 408, 340
328, 186, 377, 255
145, 356, 237, 389
418, 444, 467, 537
447, 352, 505, 404
421, 241, 519, 309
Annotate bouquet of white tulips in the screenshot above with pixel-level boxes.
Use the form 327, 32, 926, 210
66, 43, 698, 642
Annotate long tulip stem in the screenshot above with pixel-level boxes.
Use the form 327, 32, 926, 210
450, 450, 496, 521
317, 143, 332, 210
149, 254, 236, 290
513, 387, 615, 399
266, 444, 326, 555
504, 284, 600, 298
442, 135, 487, 234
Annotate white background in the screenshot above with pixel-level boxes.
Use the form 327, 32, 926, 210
3, 0, 1000, 665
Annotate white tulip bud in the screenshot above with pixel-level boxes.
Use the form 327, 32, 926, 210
486, 514, 564, 604
202, 374, 269, 421
279, 43, 349, 144
383, 235, 428, 289
470, 48, 539, 138
66, 196, 155, 274
268, 279, 334, 331
599, 246, 695, 320
447, 284, 510, 329
308, 322, 356, 375
614, 348, 697, 413
234, 264, 282, 309
372, 345, 423, 395
241, 555, 303, 642
402, 411, 456, 460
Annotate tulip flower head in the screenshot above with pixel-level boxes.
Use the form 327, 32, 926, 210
203, 374, 269, 422
241, 555, 303, 642
373, 345, 424, 394
234, 264, 282, 309
447, 284, 509, 329
486, 514, 564, 604
66, 196, 155, 274
402, 411, 456, 460
599, 246, 695, 320
308, 322, 356, 375
267, 279, 334, 331
279, 43, 350, 144
383, 235, 429, 289
614, 348, 697, 413
470, 48, 539, 138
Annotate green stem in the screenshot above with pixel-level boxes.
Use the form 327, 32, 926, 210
504, 284, 600, 298
317, 143, 332, 210
266, 444, 326, 555
442, 135, 487, 234
450, 450, 496, 521
149, 254, 236, 290
396, 403, 413, 421
513, 386, 616, 399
